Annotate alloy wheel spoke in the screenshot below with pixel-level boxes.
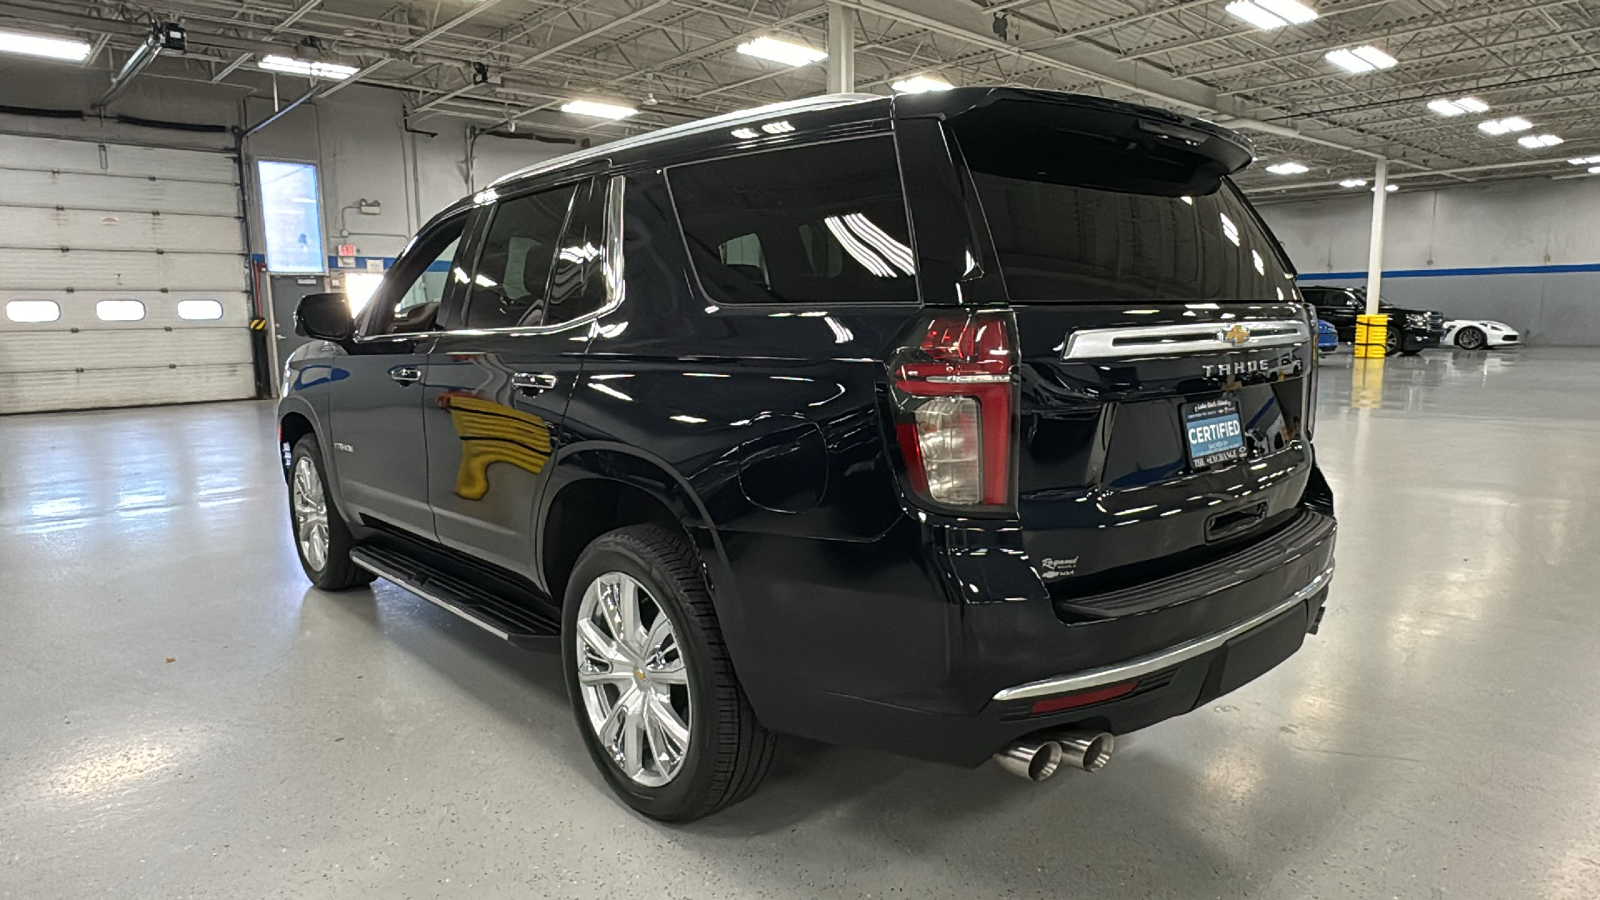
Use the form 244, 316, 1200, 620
621, 689, 646, 777
616, 575, 646, 654
646, 691, 690, 752
576, 618, 631, 669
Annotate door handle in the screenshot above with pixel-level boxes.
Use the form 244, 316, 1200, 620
389, 365, 422, 386
511, 372, 559, 393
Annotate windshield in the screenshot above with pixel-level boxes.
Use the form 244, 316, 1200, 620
950, 104, 1296, 304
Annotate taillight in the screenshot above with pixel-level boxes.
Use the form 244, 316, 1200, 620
889, 311, 1017, 513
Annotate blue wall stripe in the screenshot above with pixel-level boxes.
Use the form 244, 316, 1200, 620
1301, 262, 1600, 280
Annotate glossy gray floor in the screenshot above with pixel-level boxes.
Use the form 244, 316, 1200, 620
4, 348, 1600, 899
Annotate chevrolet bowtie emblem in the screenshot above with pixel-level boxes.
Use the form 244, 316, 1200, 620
1221, 324, 1252, 346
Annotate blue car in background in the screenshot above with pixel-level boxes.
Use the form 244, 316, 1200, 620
1317, 319, 1338, 352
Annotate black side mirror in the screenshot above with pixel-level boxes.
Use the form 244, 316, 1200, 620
295, 292, 354, 342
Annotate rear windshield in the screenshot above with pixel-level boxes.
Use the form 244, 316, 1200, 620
952, 112, 1296, 304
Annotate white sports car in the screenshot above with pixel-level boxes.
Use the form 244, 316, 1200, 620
1442, 319, 1520, 350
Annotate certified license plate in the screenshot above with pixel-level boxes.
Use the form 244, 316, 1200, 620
1183, 398, 1247, 468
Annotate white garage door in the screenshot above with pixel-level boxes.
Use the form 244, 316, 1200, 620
0, 135, 255, 415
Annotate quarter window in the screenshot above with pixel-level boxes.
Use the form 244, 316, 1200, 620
669, 136, 917, 305
96, 299, 145, 322
5, 299, 60, 323
176, 299, 224, 320
465, 184, 578, 330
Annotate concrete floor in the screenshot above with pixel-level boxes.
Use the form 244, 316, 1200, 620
4, 348, 1600, 899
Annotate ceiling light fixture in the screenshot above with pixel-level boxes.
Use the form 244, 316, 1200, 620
1225, 0, 1318, 30
560, 99, 637, 120
1567, 155, 1600, 166
0, 28, 92, 61
1517, 133, 1563, 149
259, 55, 357, 79
1478, 116, 1532, 135
1590, 166, 1600, 175
1339, 178, 1367, 188
891, 74, 953, 93
1325, 45, 1397, 73
736, 36, 826, 67
1265, 161, 1309, 175
1426, 96, 1488, 117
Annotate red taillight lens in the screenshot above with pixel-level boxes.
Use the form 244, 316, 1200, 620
890, 311, 1016, 512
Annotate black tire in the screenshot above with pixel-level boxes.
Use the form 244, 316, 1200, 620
1384, 327, 1401, 356
288, 435, 374, 591
1455, 326, 1487, 350
562, 524, 776, 822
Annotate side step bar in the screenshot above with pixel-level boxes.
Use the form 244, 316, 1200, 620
351, 546, 560, 648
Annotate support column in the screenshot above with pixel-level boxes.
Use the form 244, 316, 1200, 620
1365, 158, 1388, 316
826, 2, 854, 94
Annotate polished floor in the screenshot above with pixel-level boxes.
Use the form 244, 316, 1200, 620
4, 348, 1600, 899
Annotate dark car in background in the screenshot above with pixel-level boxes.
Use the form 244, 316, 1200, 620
1302, 285, 1444, 355
277, 88, 1336, 821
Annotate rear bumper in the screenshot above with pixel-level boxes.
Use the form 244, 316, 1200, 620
731, 506, 1336, 767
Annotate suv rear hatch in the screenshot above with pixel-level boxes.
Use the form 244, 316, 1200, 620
944, 94, 1319, 612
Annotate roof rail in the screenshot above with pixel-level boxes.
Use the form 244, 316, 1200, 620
489, 92, 884, 188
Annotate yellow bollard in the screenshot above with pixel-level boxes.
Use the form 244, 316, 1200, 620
1354, 313, 1389, 358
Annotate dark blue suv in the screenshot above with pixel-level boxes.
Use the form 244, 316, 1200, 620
278, 88, 1336, 821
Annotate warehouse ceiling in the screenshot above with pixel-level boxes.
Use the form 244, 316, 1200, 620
3, 0, 1599, 200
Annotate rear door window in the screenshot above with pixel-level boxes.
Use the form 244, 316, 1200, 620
951, 110, 1294, 304
668, 136, 916, 305
465, 184, 579, 329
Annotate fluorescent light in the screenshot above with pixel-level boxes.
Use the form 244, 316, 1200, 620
259, 55, 357, 79
1590, 166, 1600, 174
736, 36, 826, 67
1339, 178, 1368, 188
730, 127, 758, 139
0, 28, 92, 62
1226, 1, 1290, 30
1568, 155, 1600, 165
1265, 161, 1309, 175
1373, 183, 1398, 193
1326, 45, 1397, 73
1257, 0, 1319, 23
1517, 133, 1563, 149
1427, 96, 1488, 117
560, 99, 637, 120
760, 120, 795, 134
1479, 116, 1532, 135
891, 75, 953, 93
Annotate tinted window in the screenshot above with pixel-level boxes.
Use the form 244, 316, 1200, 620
545, 178, 611, 327
368, 217, 464, 335
466, 184, 578, 329
669, 137, 916, 305
953, 119, 1294, 303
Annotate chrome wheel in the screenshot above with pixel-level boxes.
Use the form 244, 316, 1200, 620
575, 572, 692, 787
1457, 327, 1486, 350
291, 456, 330, 572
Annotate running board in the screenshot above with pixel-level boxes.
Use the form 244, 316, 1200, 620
351, 546, 560, 648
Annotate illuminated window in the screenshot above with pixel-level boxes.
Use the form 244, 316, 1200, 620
96, 299, 145, 321
342, 273, 385, 313
5, 299, 60, 322
176, 299, 223, 320
258, 160, 326, 274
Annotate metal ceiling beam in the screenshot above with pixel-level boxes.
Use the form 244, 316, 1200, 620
321, 0, 514, 97
410, 0, 672, 117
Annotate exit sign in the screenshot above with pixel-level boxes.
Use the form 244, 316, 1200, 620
336, 243, 356, 257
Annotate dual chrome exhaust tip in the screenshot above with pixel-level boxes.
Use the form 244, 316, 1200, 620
993, 729, 1115, 781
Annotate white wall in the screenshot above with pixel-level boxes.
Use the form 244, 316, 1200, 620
0, 55, 570, 265
1257, 177, 1600, 345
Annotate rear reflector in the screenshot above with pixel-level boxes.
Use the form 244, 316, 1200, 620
1028, 680, 1137, 715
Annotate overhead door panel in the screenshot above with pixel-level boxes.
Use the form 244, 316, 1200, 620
0, 207, 243, 254
0, 137, 255, 414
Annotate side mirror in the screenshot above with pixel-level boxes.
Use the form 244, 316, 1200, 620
295, 292, 354, 342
